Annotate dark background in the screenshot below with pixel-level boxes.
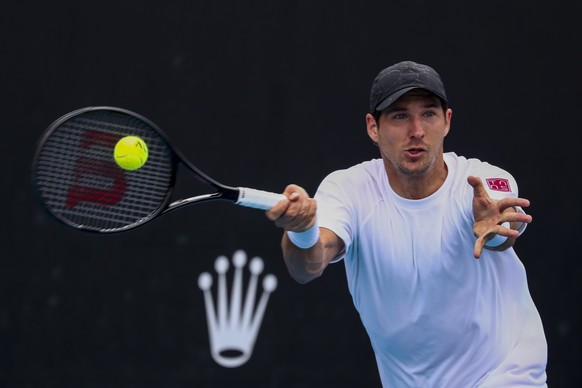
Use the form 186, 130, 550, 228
1, 1, 580, 387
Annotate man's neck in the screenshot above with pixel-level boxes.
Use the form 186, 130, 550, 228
385, 159, 448, 200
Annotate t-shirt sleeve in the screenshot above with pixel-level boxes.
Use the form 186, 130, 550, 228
314, 170, 354, 262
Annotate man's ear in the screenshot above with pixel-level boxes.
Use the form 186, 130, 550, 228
444, 108, 452, 137
366, 113, 379, 143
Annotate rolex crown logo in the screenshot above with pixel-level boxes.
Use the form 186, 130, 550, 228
198, 250, 277, 368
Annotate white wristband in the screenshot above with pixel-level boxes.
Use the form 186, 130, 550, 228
485, 222, 510, 247
287, 219, 320, 249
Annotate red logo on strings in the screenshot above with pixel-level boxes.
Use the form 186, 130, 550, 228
486, 178, 511, 192
66, 131, 128, 208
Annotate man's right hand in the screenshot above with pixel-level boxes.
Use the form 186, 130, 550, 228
266, 184, 317, 233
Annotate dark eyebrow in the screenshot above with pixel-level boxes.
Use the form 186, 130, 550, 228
423, 101, 441, 109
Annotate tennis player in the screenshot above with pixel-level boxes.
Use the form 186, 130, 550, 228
267, 61, 548, 386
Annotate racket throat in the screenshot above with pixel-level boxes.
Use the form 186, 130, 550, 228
165, 191, 236, 213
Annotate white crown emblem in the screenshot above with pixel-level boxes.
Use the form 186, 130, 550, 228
198, 250, 277, 368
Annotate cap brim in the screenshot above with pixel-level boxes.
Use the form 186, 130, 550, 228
375, 86, 447, 112
375, 87, 418, 112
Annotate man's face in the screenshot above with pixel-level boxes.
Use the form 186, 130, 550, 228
367, 90, 452, 179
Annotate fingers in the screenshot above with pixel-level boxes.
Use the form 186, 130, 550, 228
265, 196, 290, 221
468, 176, 494, 214
265, 184, 317, 232
497, 196, 531, 212
265, 184, 305, 221
499, 209, 533, 226
467, 176, 487, 197
473, 220, 522, 259
474, 238, 485, 259
486, 224, 520, 243
473, 228, 514, 259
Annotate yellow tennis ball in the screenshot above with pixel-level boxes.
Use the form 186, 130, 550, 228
114, 136, 148, 170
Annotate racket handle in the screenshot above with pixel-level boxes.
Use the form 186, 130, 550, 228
236, 187, 287, 210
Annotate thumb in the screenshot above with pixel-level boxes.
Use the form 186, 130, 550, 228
467, 176, 488, 198
283, 184, 307, 202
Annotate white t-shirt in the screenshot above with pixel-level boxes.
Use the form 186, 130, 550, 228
315, 152, 547, 387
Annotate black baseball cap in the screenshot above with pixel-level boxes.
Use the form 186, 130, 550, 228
369, 61, 448, 113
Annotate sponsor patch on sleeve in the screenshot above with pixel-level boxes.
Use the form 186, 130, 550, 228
486, 178, 512, 192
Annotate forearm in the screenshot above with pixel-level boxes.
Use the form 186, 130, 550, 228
282, 232, 328, 284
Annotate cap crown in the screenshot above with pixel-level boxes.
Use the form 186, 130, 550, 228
370, 61, 447, 113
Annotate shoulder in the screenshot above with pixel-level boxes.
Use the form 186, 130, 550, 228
316, 159, 385, 203
322, 159, 384, 185
445, 152, 520, 198
446, 152, 510, 175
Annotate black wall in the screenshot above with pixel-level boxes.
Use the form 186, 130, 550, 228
2, 1, 580, 387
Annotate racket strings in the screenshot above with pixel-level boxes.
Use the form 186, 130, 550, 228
35, 110, 175, 232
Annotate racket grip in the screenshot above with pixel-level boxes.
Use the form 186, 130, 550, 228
236, 187, 287, 210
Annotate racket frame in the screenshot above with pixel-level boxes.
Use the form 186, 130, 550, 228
32, 106, 270, 233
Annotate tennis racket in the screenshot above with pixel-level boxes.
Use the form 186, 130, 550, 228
32, 106, 286, 233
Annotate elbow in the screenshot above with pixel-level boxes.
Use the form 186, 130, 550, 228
282, 235, 329, 284
290, 268, 324, 284
286, 261, 326, 284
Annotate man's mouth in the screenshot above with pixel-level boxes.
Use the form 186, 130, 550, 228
405, 148, 425, 157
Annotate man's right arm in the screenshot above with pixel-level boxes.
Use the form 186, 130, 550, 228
266, 184, 345, 284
